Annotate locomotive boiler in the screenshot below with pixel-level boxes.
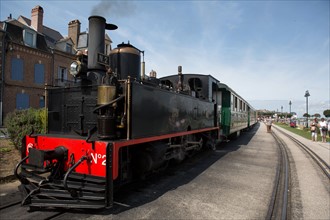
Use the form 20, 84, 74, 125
14, 16, 222, 210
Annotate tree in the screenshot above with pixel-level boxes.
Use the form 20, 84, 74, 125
4, 108, 46, 150
286, 113, 293, 118
324, 109, 330, 118
303, 113, 310, 118
314, 113, 321, 118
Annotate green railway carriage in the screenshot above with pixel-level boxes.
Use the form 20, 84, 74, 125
217, 83, 256, 139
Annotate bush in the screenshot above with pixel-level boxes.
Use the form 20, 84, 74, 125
4, 108, 46, 150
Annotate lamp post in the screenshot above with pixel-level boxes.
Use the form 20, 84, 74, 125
289, 101, 292, 115
304, 90, 310, 128
0, 29, 6, 126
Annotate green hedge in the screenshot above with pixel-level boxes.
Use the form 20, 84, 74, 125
4, 108, 46, 150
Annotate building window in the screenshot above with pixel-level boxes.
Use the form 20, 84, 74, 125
105, 43, 110, 55
39, 96, 45, 108
23, 29, 36, 47
11, 58, 24, 81
58, 67, 67, 82
16, 93, 29, 109
77, 33, 88, 49
66, 43, 72, 53
34, 63, 45, 84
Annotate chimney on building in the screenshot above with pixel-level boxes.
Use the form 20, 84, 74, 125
68, 19, 81, 49
31, 5, 44, 33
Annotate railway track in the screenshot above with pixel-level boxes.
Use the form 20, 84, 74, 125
273, 126, 330, 179
0, 196, 68, 220
269, 125, 330, 219
266, 130, 290, 220
0, 200, 21, 211
0, 149, 214, 219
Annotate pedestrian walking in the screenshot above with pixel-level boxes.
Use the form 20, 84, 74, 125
310, 122, 317, 142
327, 119, 330, 139
319, 118, 328, 143
266, 117, 272, 133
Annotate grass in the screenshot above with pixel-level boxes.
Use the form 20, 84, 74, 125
0, 138, 14, 153
0, 147, 12, 153
275, 122, 330, 142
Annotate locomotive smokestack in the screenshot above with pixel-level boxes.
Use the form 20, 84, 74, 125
88, 16, 106, 71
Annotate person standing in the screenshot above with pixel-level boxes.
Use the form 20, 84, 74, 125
319, 118, 328, 143
266, 117, 272, 133
310, 122, 317, 142
328, 119, 330, 139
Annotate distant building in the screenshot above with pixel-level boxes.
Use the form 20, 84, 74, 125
68, 19, 113, 55
0, 5, 113, 125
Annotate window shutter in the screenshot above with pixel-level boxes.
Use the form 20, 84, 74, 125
34, 64, 45, 84
16, 93, 29, 109
11, 58, 24, 81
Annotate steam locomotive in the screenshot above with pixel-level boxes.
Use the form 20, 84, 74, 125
15, 16, 257, 210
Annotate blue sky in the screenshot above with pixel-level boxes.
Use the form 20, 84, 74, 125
1, 0, 329, 117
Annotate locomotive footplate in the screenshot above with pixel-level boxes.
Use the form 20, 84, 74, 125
15, 144, 113, 210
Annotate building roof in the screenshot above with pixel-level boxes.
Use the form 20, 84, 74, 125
2, 19, 49, 52
18, 15, 63, 48
1, 8, 113, 54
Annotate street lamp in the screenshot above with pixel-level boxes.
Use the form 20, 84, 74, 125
0, 29, 6, 126
304, 90, 310, 128
289, 101, 292, 114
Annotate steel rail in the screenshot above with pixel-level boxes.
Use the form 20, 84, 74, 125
266, 131, 290, 220
273, 126, 330, 179
43, 211, 67, 220
0, 200, 21, 211
0, 198, 66, 220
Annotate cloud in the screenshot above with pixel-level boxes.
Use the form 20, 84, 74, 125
2, 0, 328, 116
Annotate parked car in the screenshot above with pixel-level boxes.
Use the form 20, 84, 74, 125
290, 120, 296, 128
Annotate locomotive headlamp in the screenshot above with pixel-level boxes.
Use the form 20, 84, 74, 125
70, 60, 82, 77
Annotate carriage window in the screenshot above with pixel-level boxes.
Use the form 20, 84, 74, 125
161, 80, 173, 90
188, 78, 202, 98
188, 78, 202, 91
232, 95, 234, 111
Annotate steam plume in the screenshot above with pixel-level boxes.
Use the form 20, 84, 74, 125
91, 0, 136, 17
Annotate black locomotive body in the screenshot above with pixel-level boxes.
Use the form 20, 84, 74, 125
15, 16, 255, 210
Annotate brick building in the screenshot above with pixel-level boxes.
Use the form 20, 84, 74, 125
0, 5, 113, 125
